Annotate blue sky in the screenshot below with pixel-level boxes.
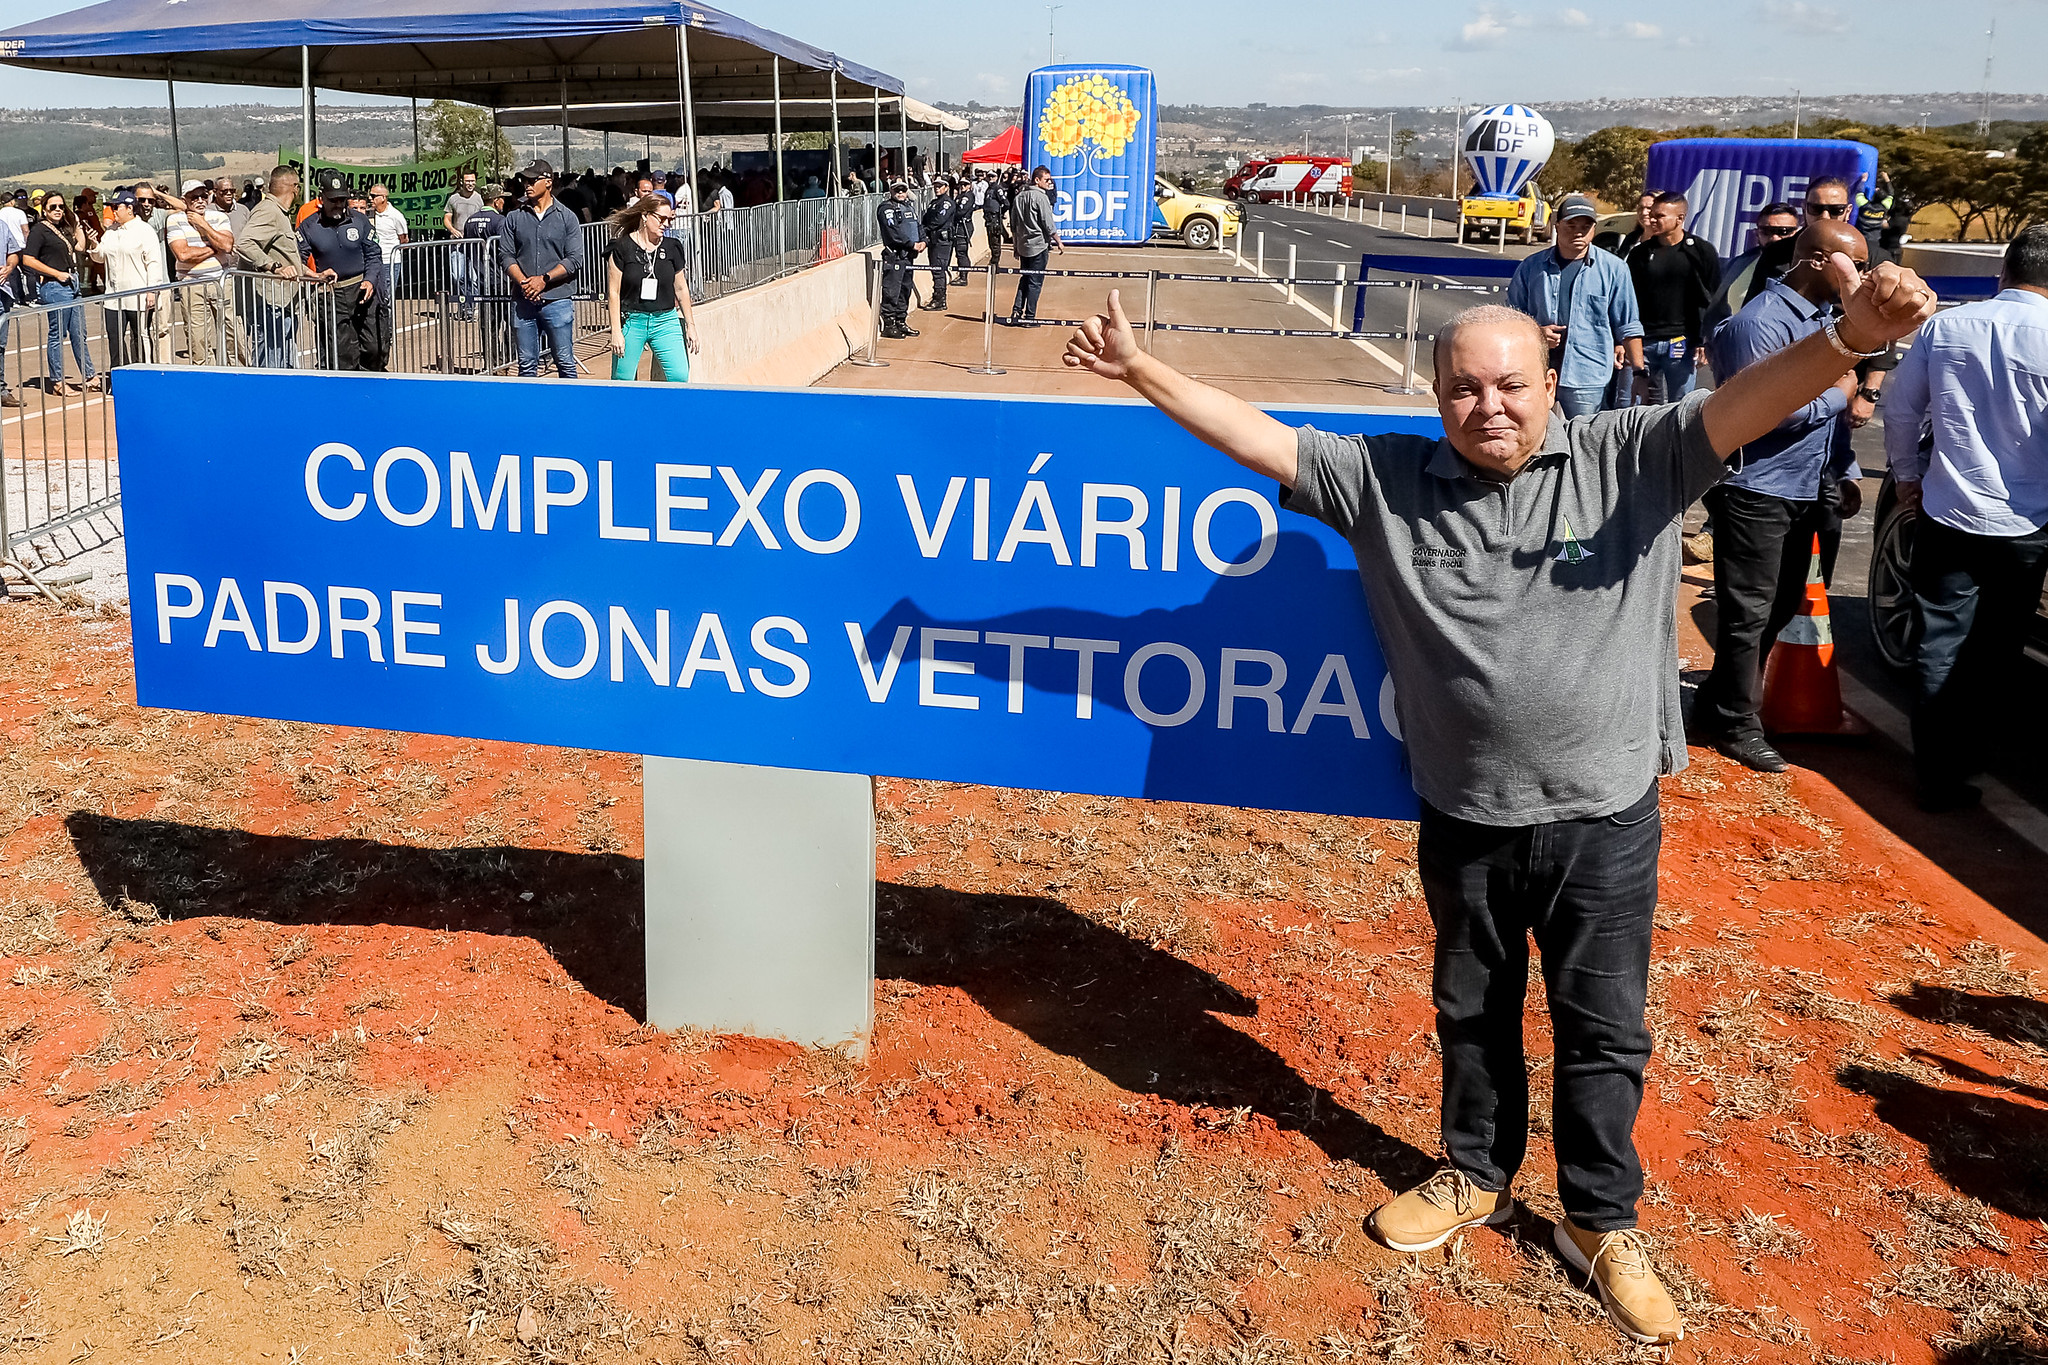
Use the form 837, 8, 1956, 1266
0, 0, 2040, 109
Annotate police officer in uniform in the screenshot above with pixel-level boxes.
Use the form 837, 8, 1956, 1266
295, 167, 385, 371
948, 175, 974, 286
877, 180, 925, 339
920, 179, 958, 312
982, 170, 1011, 258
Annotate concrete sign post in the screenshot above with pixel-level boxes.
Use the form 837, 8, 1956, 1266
116, 370, 1438, 1052
643, 758, 874, 1052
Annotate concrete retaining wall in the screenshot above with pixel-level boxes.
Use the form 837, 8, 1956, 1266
688, 220, 989, 389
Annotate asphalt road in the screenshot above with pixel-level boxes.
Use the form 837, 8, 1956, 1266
1242, 200, 2048, 849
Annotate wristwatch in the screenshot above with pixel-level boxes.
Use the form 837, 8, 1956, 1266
1855, 385, 1882, 402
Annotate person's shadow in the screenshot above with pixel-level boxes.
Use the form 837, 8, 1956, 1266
879, 878, 1434, 1182
855, 531, 1417, 820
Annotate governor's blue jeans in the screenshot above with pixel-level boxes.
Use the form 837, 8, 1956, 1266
1419, 782, 1661, 1232
514, 296, 578, 378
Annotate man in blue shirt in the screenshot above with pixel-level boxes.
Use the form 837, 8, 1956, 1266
1507, 195, 1643, 417
1690, 220, 1868, 771
500, 159, 585, 379
1885, 225, 2048, 811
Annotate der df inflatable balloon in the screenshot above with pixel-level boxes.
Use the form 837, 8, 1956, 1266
1462, 104, 1554, 198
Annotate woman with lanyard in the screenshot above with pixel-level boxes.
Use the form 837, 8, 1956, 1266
18, 194, 100, 394
605, 195, 699, 383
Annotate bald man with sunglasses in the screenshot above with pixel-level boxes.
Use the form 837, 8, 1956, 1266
1693, 220, 1872, 771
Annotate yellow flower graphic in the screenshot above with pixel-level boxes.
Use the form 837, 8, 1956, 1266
1037, 75, 1143, 159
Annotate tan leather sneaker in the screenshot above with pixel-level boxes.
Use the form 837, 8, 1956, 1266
1552, 1220, 1686, 1344
1366, 1167, 1513, 1253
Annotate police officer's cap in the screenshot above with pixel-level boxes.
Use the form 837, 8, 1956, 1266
887, 179, 908, 193
315, 168, 350, 198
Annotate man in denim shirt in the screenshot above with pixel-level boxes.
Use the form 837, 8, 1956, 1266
1691, 220, 1868, 771
1507, 195, 1643, 417
500, 160, 585, 379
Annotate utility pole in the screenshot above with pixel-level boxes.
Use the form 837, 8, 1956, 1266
1792, 88, 1801, 138
1386, 112, 1393, 194
1920, 111, 1930, 134
1977, 16, 1996, 139
1046, 5, 1062, 64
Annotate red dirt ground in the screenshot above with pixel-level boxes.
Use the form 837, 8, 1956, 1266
0, 596, 2043, 1364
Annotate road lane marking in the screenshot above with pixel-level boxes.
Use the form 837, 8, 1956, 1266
1233, 251, 1402, 376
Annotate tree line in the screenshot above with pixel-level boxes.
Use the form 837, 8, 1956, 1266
1542, 117, 2048, 241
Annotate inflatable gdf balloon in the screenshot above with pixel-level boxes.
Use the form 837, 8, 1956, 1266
1461, 104, 1554, 197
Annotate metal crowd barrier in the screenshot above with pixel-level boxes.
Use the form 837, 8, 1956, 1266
855, 233, 1502, 394
1, 271, 351, 593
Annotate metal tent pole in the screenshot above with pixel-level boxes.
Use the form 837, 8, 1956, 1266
772, 56, 785, 203
300, 46, 313, 188
559, 72, 570, 177
167, 73, 183, 188
412, 96, 421, 163
830, 69, 843, 191
873, 97, 881, 183
675, 23, 699, 199
898, 100, 908, 179
492, 108, 502, 182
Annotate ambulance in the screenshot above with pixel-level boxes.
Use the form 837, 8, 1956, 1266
1226, 156, 1353, 203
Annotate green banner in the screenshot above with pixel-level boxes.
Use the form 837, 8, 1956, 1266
281, 148, 484, 235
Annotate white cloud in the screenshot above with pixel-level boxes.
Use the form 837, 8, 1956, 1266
1559, 7, 1591, 27
1621, 20, 1663, 39
1757, 0, 1850, 34
1447, 4, 1531, 50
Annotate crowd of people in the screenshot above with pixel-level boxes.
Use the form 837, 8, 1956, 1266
0, 147, 944, 398
1504, 172, 1988, 789
870, 164, 1060, 337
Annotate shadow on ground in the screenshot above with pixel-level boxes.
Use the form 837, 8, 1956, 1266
1687, 591, 2048, 939
877, 879, 1435, 1185
64, 812, 646, 1018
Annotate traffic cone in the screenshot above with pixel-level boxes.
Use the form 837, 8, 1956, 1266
1759, 534, 1871, 737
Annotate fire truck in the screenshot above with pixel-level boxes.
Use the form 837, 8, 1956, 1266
1226, 156, 1353, 202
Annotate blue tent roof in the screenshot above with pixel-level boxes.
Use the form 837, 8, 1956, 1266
0, 0, 904, 107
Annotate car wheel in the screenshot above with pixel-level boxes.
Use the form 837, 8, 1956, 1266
1183, 217, 1216, 250
1868, 499, 1923, 670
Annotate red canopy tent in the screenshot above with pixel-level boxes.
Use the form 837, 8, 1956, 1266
961, 126, 1024, 166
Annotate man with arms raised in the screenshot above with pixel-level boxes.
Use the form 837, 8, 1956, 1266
1062, 255, 1935, 1346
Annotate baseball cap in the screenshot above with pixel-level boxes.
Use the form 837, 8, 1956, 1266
482, 183, 505, 200
315, 168, 350, 197
181, 178, 211, 198
107, 188, 136, 207
519, 159, 554, 182
1556, 194, 1598, 222
27, 188, 45, 203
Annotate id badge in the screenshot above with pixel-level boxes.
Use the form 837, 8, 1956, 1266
1668, 337, 1686, 361
640, 275, 658, 301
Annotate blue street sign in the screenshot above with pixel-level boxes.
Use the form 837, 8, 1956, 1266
117, 370, 1438, 819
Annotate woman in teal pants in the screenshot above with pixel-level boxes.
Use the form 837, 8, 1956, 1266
605, 196, 700, 382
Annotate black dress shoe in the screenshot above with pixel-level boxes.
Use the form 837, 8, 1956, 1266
1710, 733, 1788, 773
1916, 782, 1983, 814
881, 325, 907, 339
899, 325, 920, 337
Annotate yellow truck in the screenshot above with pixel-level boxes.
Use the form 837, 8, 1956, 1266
1150, 175, 1243, 250
1460, 187, 1551, 245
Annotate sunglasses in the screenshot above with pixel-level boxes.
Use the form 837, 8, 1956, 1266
655, 213, 675, 222
1756, 223, 1799, 239
1808, 203, 1849, 217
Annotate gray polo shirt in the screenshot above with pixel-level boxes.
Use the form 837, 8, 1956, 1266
1282, 391, 1726, 825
